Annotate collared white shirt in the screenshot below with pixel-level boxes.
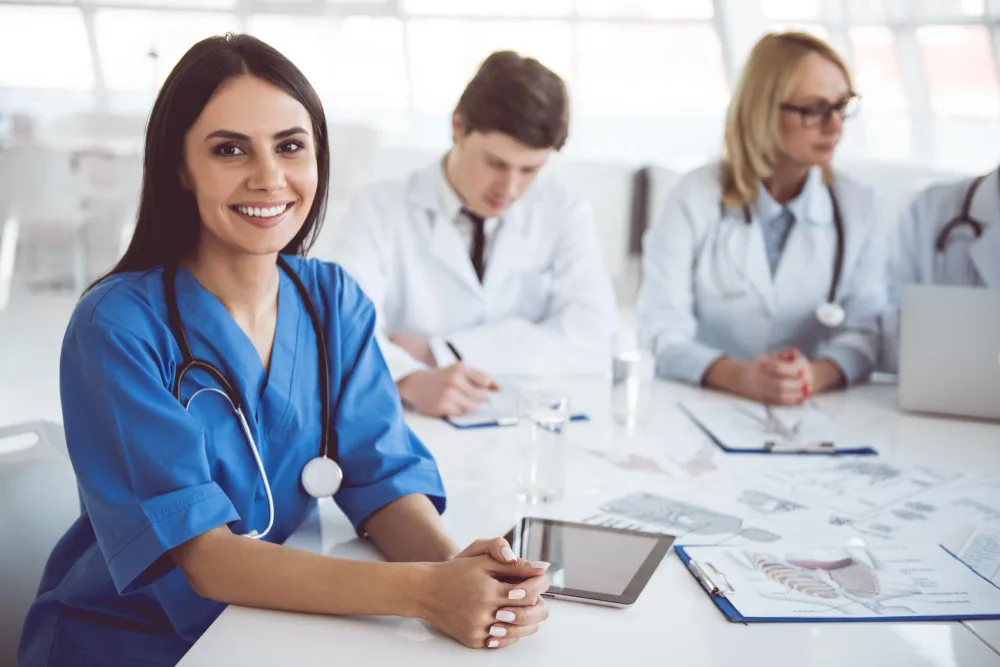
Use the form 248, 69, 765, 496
435, 160, 503, 273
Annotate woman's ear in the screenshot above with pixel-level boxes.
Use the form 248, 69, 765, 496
179, 165, 192, 191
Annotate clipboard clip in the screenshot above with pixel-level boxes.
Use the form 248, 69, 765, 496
688, 559, 733, 598
762, 440, 836, 453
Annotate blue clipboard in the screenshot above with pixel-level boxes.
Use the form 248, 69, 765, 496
679, 402, 877, 456
675, 545, 1000, 623
445, 413, 589, 430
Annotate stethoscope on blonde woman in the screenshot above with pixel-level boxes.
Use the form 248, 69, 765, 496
712, 183, 847, 328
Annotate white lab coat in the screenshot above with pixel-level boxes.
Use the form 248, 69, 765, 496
880, 166, 1000, 372
327, 160, 618, 380
637, 162, 887, 385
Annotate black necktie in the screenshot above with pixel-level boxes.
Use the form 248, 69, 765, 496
462, 207, 486, 283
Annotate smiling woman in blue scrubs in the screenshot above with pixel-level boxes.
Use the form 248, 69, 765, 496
18, 34, 549, 666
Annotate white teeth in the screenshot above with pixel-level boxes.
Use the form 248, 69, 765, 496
236, 204, 288, 218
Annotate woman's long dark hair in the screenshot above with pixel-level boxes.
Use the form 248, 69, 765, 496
98, 33, 329, 283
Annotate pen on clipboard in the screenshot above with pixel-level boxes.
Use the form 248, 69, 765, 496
444, 340, 500, 397
687, 559, 731, 598
445, 341, 464, 362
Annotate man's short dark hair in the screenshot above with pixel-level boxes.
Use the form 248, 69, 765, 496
455, 51, 569, 151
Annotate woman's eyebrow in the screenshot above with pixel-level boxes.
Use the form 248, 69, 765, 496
205, 126, 308, 142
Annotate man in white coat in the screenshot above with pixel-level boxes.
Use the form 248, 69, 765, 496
328, 51, 617, 417
881, 164, 1000, 372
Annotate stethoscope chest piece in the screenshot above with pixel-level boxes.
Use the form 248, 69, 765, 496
302, 456, 343, 498
815, 301, 846, 328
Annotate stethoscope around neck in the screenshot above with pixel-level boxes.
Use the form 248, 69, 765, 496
712, 183, 846, 328
933, 173, 989, 277
163, 256, 343, 540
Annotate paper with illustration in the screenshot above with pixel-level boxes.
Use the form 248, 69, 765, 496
679, 398, 872, 452
680, 542, 1000, 621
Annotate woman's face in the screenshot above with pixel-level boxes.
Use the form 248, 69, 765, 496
182, 75, 318, 257
777, 52, 854, 169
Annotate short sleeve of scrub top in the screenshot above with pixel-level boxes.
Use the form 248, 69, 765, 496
60, 318, 242, 595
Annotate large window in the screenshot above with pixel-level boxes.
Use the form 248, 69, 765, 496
248, 16, 409, 112
94, 9, 237, 93
0, 6, 92, 89
575, 23, 727, 115
406, 19, 572, 112
917, 24, 1000, 118
849, 27, 907, 114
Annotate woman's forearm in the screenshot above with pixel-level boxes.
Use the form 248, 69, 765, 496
171, 526, 431, 618
702, 356, 746, 394
363, 493, 459, 562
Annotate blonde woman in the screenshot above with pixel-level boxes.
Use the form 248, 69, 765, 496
637, 32, 887, 405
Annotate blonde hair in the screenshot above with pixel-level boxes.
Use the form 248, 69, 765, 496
721, 31, 853, 208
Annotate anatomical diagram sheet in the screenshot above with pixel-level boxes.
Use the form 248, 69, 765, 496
681, 542, 1000, 621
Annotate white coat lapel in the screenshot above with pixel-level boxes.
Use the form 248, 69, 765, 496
481, 200, 527, 289
723, 205, 775, 314
406, 164, 483, 296
773, 171, 836, 305
967, 168, 1000, 287
969, 224, 1000, 287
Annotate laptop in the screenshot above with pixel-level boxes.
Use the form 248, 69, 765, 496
899, 284, 1000, 420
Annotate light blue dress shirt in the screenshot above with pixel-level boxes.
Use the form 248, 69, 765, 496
756, 182, 808, 276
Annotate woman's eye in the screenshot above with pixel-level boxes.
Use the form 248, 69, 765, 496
278, 140, 306, 154
213, 143, 246, 157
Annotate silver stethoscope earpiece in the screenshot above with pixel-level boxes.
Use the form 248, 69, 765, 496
164, 258, 344, 541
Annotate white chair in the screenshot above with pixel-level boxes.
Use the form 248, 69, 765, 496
0, 146, 88, 294
0, 421, 79, 664
0, 215, 19, 314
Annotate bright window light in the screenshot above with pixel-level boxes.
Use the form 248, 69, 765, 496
575, 23, 728, 115
100, 0, 236, 6
407, 19, 572, 112
402, 0, 573, 17
248, 16, 409, 112
94, 9, 237, 93
845, 0, 887, 20
761, 0, 822, 20
917, 25, 999, 119
913, 0, 985, 18
574, 0, 713, 19
0, 6, 93, 89
849, 27, 907, 114
767, 23, 831, 40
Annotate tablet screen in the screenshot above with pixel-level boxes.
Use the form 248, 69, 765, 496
506, 518, 673, 605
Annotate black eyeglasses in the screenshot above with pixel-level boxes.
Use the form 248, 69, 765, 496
780, 94, 861, 128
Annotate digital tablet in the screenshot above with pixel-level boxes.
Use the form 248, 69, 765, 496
504, 517, 674, 607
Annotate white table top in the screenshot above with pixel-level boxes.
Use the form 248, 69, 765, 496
179, 378, 1000, 667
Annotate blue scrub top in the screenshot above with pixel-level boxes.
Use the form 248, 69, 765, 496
18, 256, 447, 667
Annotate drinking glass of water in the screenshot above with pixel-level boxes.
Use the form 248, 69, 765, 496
611, 350, 654, 430
516, 389, 570, 504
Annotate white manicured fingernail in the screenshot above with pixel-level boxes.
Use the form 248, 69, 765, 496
508, 588, 526, 600
500, 546, 516, 562
489, 625, 507, 637
530, 560, 550, 571
496, 610, 516, 623
488, 639, 499, 648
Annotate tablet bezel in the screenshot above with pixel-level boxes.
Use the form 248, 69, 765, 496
504, 517, 675, 607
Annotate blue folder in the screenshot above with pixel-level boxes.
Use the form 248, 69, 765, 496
445, 413, 589, 430
675, 544, 1000, 623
